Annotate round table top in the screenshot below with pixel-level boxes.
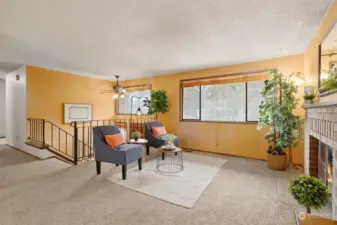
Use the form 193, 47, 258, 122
129, 138, 148, 144
159, 146, 182, 153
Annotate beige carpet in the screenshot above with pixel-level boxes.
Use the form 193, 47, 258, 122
0, 145, 308, 225
108, 153, 226, 208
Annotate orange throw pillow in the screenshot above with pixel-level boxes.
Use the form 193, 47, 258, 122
104, 134, 126, 148
152, 126, 167, 137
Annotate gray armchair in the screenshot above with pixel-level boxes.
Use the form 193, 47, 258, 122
93, 125, 143, 180
144, 121, 179, 155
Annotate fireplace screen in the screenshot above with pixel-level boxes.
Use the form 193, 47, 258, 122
318, 142, 333, 206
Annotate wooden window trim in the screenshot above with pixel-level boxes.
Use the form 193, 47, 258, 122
180, 69, 272, 123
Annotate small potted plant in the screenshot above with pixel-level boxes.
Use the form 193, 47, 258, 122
304, 93, 315, 104
131, 131, 142, 141
165, 134, 174, 147
289, 175, 330, 217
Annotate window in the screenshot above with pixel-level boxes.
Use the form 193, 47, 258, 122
201, 83, 246, 122
116, 85, 151, 114
247, 80, 265, 122
182, 86, 200, 119
181, 72, 267, 122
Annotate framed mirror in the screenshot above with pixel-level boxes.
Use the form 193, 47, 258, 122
319, 22, 337, 94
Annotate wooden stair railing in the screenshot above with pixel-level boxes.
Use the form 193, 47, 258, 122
27, 117, 156, 165
27, 118, 92, 165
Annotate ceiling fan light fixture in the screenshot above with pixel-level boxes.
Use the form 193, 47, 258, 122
113, 93, 119, 99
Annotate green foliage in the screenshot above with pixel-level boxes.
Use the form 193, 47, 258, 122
288, 175, 330, 210
321, 68, 337, 92
131, 131, 142, 139
257, 69, 303, 155
322, 76, 337, 91
303, 93, 315, 101
145, 90, 168, 117
266, 144, 285, 155
165, 134, 174, 144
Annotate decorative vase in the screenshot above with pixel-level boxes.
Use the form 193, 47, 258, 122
267, 152, 287, 171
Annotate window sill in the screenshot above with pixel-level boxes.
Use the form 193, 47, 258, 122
180, 119, 258, 124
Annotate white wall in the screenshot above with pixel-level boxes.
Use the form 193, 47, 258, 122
5, 66, 51, 158
0, 79, 5, 137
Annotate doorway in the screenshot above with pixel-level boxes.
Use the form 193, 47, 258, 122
0, 78, 5, 140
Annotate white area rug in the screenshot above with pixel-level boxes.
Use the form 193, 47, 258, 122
107, 153, 226, 208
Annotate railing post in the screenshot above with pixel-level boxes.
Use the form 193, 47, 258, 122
42, 119, 45, 146
73, 122, 78, 165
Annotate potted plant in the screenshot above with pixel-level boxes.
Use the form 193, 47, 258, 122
258, 69, 303, 170
143, 90, 168, 119
165, 134, 174, 147
289, 175, 329, 217
131, 131, 142, 141
304, 93, 315, 104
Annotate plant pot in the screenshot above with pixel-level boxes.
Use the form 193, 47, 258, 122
298, 213, 337, 225
267, 153, 287, 171
134, 137, 139, 141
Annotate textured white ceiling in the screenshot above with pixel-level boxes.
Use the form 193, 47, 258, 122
0, 0, 333, 80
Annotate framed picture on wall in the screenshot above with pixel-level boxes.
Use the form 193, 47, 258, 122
64, 104, 93, 123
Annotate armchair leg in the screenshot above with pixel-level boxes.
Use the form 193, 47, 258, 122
162, 152, 165, 160
146, 144, 150, 155
96, 161, 101, 175
138, 158, 142, 170
122, 165, 127, 180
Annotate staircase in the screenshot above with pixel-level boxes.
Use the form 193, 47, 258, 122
26, 117, 155, 165
26, 118, 87, 165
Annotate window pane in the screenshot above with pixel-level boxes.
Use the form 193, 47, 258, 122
247, 80, 264, 121
183, 86, 200, 119
201, 85, 219, 121
201, 83, 245, 122
118, 90, 150, 114
217, 83, 245, 122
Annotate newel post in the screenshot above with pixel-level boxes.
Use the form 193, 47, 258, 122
73, 122, 78, 165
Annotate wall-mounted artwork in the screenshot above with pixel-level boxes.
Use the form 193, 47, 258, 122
64, 104, 93, 123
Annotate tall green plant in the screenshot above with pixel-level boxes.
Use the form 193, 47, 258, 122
144, 90, 168, 119
257, 69, 303, 165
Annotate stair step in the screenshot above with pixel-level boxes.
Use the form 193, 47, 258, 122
25, 141, 48, 149
25, 141, 74, 165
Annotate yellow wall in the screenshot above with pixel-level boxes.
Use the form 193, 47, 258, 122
304, 1, 337, 88
26, 66, 115, 133
120, 54, 305, 164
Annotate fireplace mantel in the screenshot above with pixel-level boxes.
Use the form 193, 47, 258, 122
304, 101, 337, 219
304, 102, 337, 150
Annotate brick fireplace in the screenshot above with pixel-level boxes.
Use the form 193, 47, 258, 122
305, 102, 337, 219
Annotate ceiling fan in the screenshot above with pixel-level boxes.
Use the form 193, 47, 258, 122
100, 75, 126, 99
